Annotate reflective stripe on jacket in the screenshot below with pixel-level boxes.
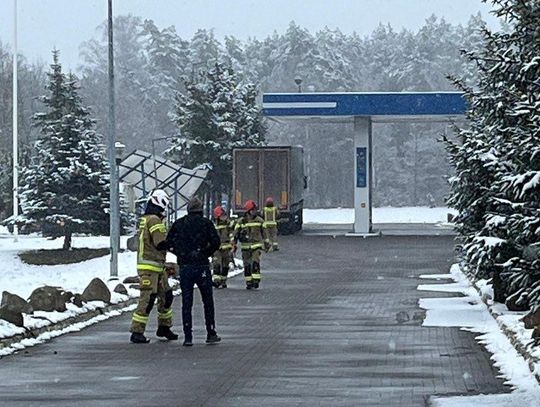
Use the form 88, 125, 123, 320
137, 215, 167, 272
215, 222, 234, 250
263, 207, 279, 227
234, 216, 266, 251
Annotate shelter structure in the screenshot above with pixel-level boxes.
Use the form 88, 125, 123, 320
262, 92, 466, 235
118, 150, 209, 219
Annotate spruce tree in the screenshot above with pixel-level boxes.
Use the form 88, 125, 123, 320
167, 62, 265, 202
446, 0, 540, 312
20, 51, 112, 249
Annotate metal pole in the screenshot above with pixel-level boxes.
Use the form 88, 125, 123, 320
107, 0, 119, 278
12, 0, 18, 242
152, 138, 157, 188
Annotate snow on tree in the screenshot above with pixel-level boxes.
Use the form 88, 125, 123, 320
446, 0, 540, 313
20, 51, 113, 249
167, 62, 265, 203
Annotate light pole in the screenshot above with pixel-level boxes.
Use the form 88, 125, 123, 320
12, 0, 18, 242
294, 76, 302, 93
107, 0, 119, 279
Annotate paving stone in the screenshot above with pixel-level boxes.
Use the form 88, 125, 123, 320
0, 235, 510, 406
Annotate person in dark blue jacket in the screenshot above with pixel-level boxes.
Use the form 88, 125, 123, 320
165, 197, 221, 346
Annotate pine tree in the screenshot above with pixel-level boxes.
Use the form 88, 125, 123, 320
20, 51, 112, 249
167, 62, 265, 202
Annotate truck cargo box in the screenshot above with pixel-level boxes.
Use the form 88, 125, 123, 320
233, 146, 305, 233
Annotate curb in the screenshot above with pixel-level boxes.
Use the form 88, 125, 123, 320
467, 276, 540, 385
0, 297, 139, 352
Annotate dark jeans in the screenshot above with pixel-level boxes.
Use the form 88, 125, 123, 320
179, 264, 216, 338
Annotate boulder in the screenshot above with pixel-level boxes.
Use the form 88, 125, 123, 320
61, 290, 74, 304
113, 284, 128, 295
28, 286, 67, 312
81, 278, 111, 304
1, 291, 33, 314
522, 309, 540, 329
0, 305, 24, 327
505, 291, 530, 312
532, 326, 540, 339
72, 294, 84, 308
123, 276, 139, 284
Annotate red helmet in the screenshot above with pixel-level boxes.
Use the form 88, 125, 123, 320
213, 206, 225, 219
244, 200, 257, 212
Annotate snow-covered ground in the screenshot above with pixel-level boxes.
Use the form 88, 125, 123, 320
0, 234, 142, 342
420, 265, 540, 406
304, 206, 457, 224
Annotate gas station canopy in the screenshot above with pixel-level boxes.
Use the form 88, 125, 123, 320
262, 92, 467, 235
263, 91, 466, 122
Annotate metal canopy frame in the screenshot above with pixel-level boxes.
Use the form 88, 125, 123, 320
118, 150, 209, 218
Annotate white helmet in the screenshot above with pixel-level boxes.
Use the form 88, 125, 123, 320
149, 189, 170, 210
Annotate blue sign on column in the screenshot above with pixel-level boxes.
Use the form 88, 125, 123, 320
356, 147, 367, 188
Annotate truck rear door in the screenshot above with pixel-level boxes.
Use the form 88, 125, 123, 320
234, 150, 260, 211
261, 149, 290, 211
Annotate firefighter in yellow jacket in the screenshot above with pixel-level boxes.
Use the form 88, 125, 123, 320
212, 205, 234, 289
263, 197, 280, 251
130, 189, 178, 344
234, 200, 270, 289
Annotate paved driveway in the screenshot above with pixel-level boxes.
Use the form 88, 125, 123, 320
0, 235, 508, 406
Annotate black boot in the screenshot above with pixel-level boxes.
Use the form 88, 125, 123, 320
183, 335, 193, 347
206, 332, 221, 344
156, 326, 179, 341
130, 332, 150, 344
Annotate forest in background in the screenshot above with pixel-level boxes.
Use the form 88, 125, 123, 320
0, 13, 484, 215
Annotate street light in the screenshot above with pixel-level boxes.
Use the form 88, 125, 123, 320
107, 0, 119, 279
12, 0, 18, 242
294, 76, 302, 93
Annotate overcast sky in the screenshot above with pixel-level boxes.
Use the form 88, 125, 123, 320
1, 0, 501, 71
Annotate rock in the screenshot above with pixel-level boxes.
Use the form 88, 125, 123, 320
505, 290, 529, 312
532, 326, 540, 339
522, 309, 540, 329
113, 284, 128, 295
1, 291, 33, 314
72, 294, 84, 308
0, 305, 24, 327
123, 276, 139, 284
61, 290, 74, 304
28, 286, 67, 312
81, 278, 111, 304
395, 311, 410, 324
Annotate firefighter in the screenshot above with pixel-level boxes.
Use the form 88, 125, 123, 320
234, 200, 270, 289
130, 189, 178, 344
212, 206, 234, 289
263, 197, 280, 252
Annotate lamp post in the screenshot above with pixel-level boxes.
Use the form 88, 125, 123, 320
12, 0, 18, 242
107, 0, 119, 279
294, 76, 302, 93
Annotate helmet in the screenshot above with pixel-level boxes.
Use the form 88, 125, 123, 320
244, 200, 257, 212
213, 206, 226, 219
265, 197, 274, 206
149, 189, 170, 210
